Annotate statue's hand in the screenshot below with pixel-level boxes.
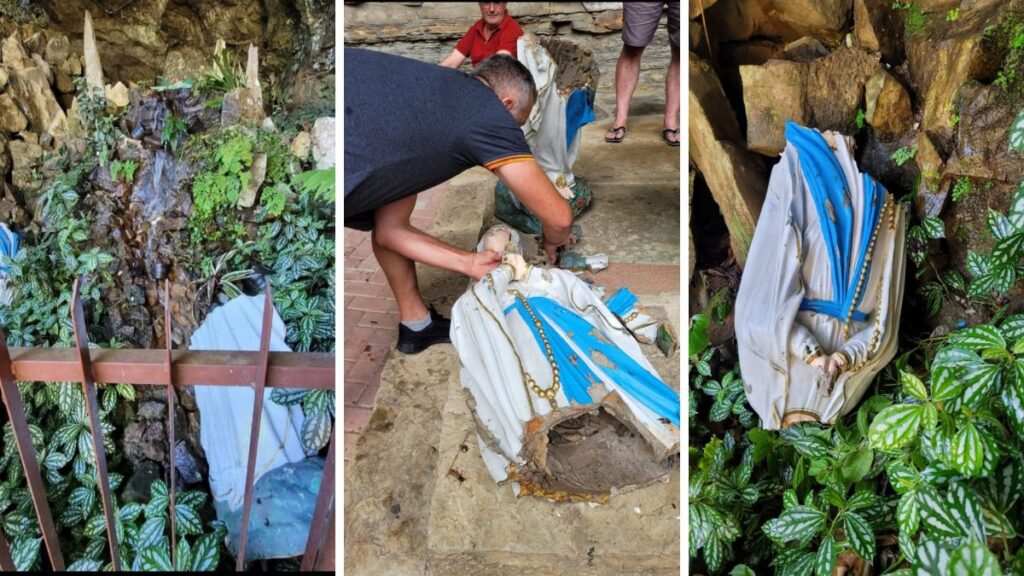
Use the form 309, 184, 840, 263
809, 355, 832, 373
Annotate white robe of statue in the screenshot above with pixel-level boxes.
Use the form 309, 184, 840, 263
736, 123, 908, 430
451, 227, 679, 484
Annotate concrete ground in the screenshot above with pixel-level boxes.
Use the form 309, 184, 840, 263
343, 113, 681, 576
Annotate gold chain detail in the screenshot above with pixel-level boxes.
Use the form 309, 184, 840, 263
470, 284, 536, 417
510, 289, 560, 410
843, 195, 890, 340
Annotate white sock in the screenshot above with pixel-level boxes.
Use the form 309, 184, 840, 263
401, 314, 431, 331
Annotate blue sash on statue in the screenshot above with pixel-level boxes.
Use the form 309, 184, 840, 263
505, 296, 680, 426
786, 122, 887, 323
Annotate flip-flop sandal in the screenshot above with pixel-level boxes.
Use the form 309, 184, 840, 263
604, 126, 626, 143
662, 129, 680, 147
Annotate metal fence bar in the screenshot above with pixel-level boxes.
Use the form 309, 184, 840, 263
71, 279, 121, 571
7, 348, 332, 388
163, 280, 177, 567
0, 328, 65, 571
0, 527, 14, 571
235, 283, 273, 570
300, 429, 335, 571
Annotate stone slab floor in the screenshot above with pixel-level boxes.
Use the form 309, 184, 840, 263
344, 113, 681, 575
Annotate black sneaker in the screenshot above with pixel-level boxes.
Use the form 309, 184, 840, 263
396, 306, 452, 354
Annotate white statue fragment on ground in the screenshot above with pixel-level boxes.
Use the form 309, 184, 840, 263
190, 294, 324, 560
451, 225, 679, 499
736, 122, 908, 430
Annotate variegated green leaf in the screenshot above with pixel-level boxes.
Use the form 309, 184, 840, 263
931, 366, 965, 402
190, 531, 221, 571
67, 558, 104, 571
989, 210, 1014, 239
814, 535, 835, 576
990, 232, 1024, 268
1012, 182, 1024, 232
301, 408, 332, 452
993, 264, 1017, 294
844, 511, 875, 560
949, 482, 987, 542
51, 422, 82, 451
920, 216, 945, 239
950, 325, 1006, 351
897, 490, 920, 535
901, 370, 928, 401
139, 543, 172, 571
177, 491, 206, 509
949, 540, 1002, 576
783, 489, 799, 510
118, 502, 143, 523
969, 271, 999, 298
269, 388, 308, 406
983, 501, 1017, 539
846, 490, 877, 511
921, 402, 938, 430
1010, 107, 1024, 151
967, 251, 991, 277
84, 514, 107, 538
1002, 315, 1024, 340
952, 423, 985, 477
175, 536, 192, 571
918, 485, 960, 538
991, 458, 1024, 509
136, 517, 165, 550
868, 404, 922, 450
42, 450, 70, 470
962, 362, 1002, 409
914, 539, 954, 575
763, 505, 825, 543
175, 503, 203, 535
11, 537, 40, 571
777, 550, 815, 576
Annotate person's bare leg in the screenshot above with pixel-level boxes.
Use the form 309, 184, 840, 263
663, 43, 680, 144
605, 44, 645, 139
371, 195, 430, 323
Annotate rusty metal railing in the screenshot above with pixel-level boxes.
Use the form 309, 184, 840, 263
0, 278, 336, 571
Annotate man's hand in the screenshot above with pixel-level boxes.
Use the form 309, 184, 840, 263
467, 249, 502, 280
543, 236, 571, 265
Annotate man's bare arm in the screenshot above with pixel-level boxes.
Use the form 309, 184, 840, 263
492, 160, 573, 261
440, 48, 467, 68
373, 195, 500, 279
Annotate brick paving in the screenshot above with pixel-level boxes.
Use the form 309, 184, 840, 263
342, 183, 447, 460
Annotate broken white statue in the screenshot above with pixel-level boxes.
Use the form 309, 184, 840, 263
451, 226, 679, 498
736, 122, 908, 430
190, 294, 323, 560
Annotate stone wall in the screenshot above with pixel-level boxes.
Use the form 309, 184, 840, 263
343, 2, 677, 119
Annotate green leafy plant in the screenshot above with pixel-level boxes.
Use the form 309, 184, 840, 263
951, 176, 972, 202
161, 114, 188, 155
891, 145, 918, 167
907, 215, 945, 268
109, 160, 138, 184
892, 1, 927, 36
947, 7, 960, 22
964, 187, 1024, 299
855, 108, 866, 130
194, 49, 244, 95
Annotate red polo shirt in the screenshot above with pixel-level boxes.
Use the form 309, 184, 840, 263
455, 13, 523, 67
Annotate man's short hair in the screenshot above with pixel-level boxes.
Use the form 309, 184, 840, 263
473, 54, 536, 118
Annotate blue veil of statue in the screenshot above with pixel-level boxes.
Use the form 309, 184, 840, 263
503, 294, 680, 426
786, 122, 888, 323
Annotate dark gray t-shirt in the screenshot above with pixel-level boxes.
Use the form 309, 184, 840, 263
344, 48, 533, 230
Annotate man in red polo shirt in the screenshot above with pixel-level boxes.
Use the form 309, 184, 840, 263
441, 2, 523, 68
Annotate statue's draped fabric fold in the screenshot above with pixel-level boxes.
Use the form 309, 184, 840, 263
736, 122, 908, 429
452, 264, 679, 483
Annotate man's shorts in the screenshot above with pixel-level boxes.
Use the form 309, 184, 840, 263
622, 2, 680, 49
